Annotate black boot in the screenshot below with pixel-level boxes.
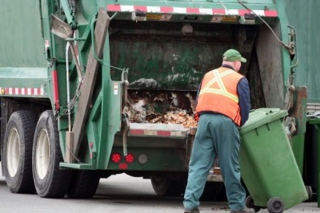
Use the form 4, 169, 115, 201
184, 207, 200, 213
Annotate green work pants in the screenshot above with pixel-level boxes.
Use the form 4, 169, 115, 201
183, 113, 246, 210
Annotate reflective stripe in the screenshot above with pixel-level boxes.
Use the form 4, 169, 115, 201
106, 5, 279, 17
202, 69, 234, 90
213, 69, 227, 91
200, 69, 239, 103
200, 88, 239, 102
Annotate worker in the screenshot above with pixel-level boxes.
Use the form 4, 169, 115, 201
183, 49, 252, 213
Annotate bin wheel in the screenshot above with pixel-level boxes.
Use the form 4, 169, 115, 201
267, 197, 284, 213
305, 185, 313, 202
245, 195, 261, 212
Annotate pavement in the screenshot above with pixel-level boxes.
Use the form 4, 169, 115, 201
0, 162, 319, 212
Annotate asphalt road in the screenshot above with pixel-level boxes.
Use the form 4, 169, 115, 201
0, 163, 319, 213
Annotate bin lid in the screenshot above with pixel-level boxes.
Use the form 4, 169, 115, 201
239, 108, 288, 134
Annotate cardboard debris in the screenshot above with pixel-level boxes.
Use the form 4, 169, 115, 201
123, 91, 198, 128
150, 110, 198, 128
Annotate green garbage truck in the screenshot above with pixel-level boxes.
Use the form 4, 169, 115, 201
0, 0, 315, 200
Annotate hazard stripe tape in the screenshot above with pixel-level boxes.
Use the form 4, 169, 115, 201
129, 129, 187, 138
107, 4, 278, 17
3, 88, 44, 96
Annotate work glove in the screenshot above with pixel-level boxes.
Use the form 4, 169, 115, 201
194, 113, 199, 122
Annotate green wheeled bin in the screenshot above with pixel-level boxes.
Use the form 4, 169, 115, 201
239, 108, 308, 213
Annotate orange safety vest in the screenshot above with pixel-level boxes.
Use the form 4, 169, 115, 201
196, 67, 244, 126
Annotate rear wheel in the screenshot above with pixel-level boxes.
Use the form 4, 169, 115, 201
2, 110, 38, 193
151, 175, 185, 196
67, 170, 100, 198
32, 110, 71, 198
267, 197, 284, 213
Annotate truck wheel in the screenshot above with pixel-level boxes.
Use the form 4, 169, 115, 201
151, 176, 185, 196
2, 110, 38, 193
267, 197, 284, 213
67, 170, 100, 198
32, 110, 71, 198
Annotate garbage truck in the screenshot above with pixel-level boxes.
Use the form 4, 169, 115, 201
283, 0, 320, 206
0, 0, 314, 200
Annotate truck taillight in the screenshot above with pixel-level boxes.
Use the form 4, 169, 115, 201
111, 153, 121, 164
125, 153, 135, 164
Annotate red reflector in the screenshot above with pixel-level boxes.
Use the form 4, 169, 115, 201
264, 10, 278, 17
160, 6, 173, 13
134, 5, 147, 12
157, 130, 171, 136
238, 9, 251, 16
130, 129, 144, 135
119, 163, 128, 169
186, 8, 199, 14
107, 4, 121, 11
213, 9, 226, 15
111, 153, 122, 164
125, 154, 135, 164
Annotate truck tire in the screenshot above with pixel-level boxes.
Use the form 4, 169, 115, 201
151, 175, 185, 196
2, 110, 38, 193
67, 170, 100, 198
32, 110, 71, 198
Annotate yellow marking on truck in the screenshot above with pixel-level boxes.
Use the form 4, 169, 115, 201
0, 88, 5, 95
221, 15, 239, 22
146, 14, 162, 20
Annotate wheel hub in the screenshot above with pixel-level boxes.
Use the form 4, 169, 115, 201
6, 128, 20, 177
35, 129, 50, 179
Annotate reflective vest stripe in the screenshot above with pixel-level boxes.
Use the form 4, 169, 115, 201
213, 69, 227, 91
200, 88, 239, 102
200, 69, 239, 102
202, 69, 234, 90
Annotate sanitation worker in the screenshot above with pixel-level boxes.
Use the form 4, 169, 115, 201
183, 49, 252, 213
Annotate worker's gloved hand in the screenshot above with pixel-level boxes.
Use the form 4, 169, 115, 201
194, 113, 199, 122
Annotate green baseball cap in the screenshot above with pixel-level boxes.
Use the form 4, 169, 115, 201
223, 49, 247, 63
